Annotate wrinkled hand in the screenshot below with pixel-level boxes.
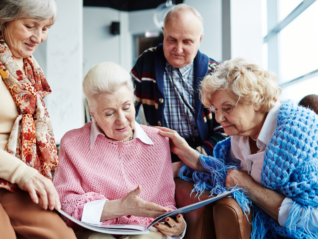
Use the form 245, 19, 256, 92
156, 127, 202, 171
154, 214, 185, 237
119, 185, 170, 217
155, 127, 190, 157
225, 169, 255, 192
21, 173, 61, 210
101, 185, 170, 221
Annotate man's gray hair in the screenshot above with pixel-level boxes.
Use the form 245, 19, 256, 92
83, 62, 135, 112
0, 0, 57, 33
164, 4, 204, 34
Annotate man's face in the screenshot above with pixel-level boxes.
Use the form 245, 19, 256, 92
162, 13, 203, 68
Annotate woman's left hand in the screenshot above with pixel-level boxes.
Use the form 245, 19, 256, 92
154, 214, 185, 237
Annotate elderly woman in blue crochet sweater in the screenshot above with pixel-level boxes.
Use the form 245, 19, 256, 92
158, 58, 318, 238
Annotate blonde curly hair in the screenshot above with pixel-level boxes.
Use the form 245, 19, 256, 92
200, 58, 281, 113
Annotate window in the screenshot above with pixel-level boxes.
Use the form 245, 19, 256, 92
264, 0, 318, 104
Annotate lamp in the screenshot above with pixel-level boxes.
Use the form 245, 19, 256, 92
153, 0, 175, 29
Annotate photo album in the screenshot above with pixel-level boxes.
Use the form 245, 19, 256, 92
58, 188, 240, 235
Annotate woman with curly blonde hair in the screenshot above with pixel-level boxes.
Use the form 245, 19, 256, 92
158, 58, 318, 238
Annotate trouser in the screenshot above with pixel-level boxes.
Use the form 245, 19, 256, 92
0, 189, 76, 239
76, 230, 166, 239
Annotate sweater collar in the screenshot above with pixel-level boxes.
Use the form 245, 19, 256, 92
90, 121, 154, 149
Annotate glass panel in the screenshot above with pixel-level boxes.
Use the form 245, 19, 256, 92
278, 1, 318, 84
262, 43, 268, 70
278, 0, 303, 21
262, 0, 268, 37
280, 75, 318, 104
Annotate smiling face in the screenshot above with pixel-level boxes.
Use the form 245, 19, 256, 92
3, 18, 52, 59
210, 90, 266, 138
90, 85, 135, 141
162, 11, 203, 68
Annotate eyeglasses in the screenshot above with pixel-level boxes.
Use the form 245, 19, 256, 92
212, 104, 236, 116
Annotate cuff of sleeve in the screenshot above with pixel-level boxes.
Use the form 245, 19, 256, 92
82, 199, 108, 225
278, 197, 293, 226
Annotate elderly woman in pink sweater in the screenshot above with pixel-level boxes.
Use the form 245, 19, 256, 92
53, 62, 186, 239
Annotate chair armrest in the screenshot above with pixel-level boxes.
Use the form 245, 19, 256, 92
175, 178, 216, 239
175, 178, 252, 239
213, 197, 252, 239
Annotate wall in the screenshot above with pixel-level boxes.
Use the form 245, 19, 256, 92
184, 0, 222, 62
229, 0, 263, 65
83, 7, 131, 75
39, 0, 84, 144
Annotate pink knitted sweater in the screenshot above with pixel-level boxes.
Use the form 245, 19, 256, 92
53, 122, 176, 227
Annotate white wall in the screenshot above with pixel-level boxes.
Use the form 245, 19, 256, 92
184, 0, 222, 62
45, 0, 84, 144
129, 9, 158, 34
83, 7, 131, 75
230, 0, 263, 65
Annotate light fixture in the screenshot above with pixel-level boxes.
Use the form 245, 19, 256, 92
153, 0, 175, 29
145, 31, 160, 38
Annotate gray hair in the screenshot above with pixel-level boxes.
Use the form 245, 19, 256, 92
83, 62, 135, 111
0, 0, 57, 33
164, 4, 204, 34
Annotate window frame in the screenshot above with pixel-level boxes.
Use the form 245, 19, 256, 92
264, 0, 317, 88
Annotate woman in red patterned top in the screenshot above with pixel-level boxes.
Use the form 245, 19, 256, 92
0, 0, 76, 238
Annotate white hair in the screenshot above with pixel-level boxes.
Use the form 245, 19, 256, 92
0, 0, 57, 33
83, 62, 135, 112
164, 4, 204, 34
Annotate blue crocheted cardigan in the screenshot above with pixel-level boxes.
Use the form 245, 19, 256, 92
180, 100, 318, 238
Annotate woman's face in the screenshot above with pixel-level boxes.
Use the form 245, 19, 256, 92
209, 90, 265, 138
3, 18, 52, 59
91, 85, 135, 141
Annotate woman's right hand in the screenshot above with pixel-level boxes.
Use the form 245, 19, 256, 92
21, 172, 61, 211
156, 127, 204, 171
100, 185, 170, 221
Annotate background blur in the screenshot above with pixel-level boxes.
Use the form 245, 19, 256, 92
33, 0, 318, 143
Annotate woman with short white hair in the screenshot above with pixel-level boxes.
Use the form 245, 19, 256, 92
53, 62, 186, 239
0, 0, 76, 238
159, 58, 318, 238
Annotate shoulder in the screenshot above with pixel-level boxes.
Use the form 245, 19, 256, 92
60, 122, 91, 148
139, 125, 169, 145
277, 100, 318, 128
214, 137, 231, 158
131, 46, 159, 79
136, 46, 158, 62
267, 100, 318, 165
208, 58, 219, 72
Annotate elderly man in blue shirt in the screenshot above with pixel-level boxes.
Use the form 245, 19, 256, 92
131, 4, 224, 169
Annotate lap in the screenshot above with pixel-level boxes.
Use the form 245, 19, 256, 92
76, 230, 166, 239
0, 189, 76, 239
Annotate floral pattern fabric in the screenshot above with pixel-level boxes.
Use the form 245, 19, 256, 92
0, 36, 58, 192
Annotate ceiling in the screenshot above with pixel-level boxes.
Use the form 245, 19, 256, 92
83, 0, 184, 11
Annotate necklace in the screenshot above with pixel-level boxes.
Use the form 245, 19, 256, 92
114, 131, 134, 142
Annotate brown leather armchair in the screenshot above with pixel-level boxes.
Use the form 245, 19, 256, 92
175, 178, 252, 239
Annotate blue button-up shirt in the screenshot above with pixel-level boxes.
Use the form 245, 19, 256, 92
163, 61, 199, 139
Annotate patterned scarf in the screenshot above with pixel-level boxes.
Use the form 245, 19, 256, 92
0, 36, 58, 192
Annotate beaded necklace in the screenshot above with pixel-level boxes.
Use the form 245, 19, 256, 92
114, 131, 134, 142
